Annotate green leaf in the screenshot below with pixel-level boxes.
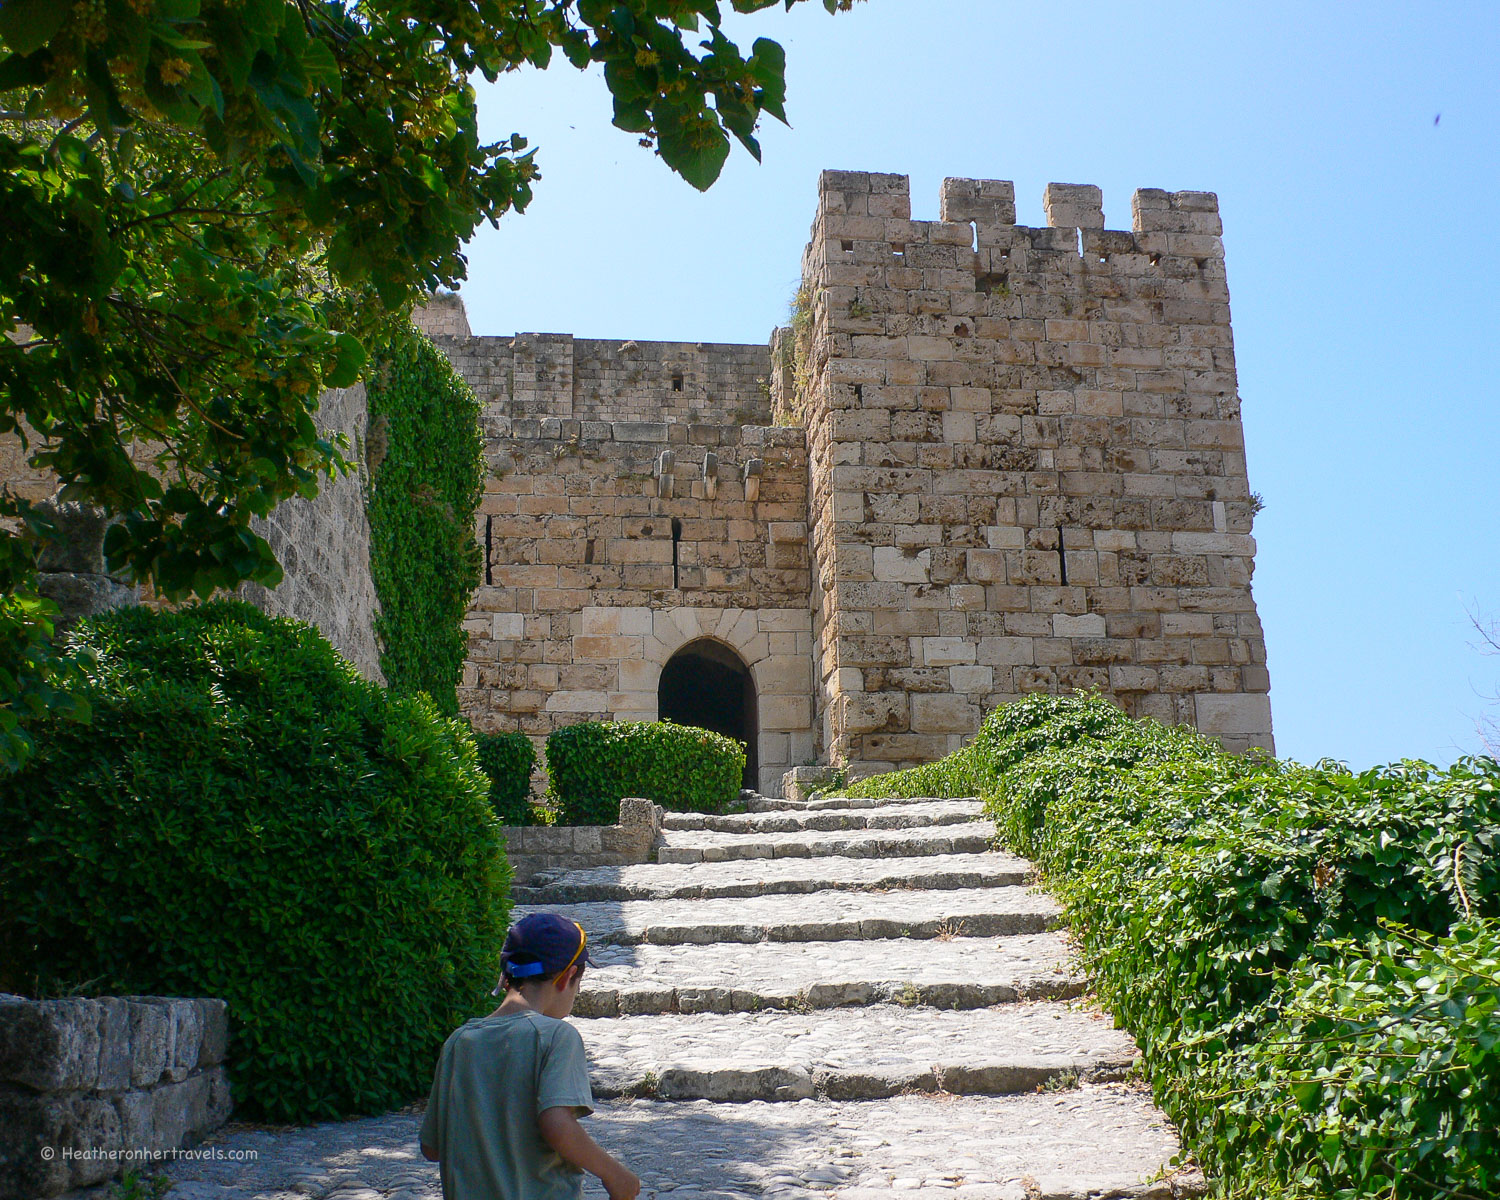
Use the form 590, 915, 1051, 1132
0, 0, 67, 56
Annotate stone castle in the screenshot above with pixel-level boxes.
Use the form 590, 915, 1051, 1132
1, 168, 1273, 792
418, 169, 1273, 791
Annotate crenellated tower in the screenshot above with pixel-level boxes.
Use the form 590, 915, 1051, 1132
777, 171, 1272, 776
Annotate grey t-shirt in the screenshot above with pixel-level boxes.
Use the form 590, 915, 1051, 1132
421, 1009, 595, 1200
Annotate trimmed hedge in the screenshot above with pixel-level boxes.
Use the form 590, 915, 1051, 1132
366, 321, 485, 714
474, 731, 539, 825
845, 693, 1500, 1200
545, 720, 744, 825
0, 601, 511, 1123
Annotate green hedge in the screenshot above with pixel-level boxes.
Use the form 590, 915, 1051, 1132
474, 731, 539, 825
0, 601, 511, 1123
545, 720, 744, 825
846, 693, 1500, 1200
366, 320, 484, 714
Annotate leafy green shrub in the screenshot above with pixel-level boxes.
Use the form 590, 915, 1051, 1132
849, 692, 1500, 1199
0, 601, 511, 1123
367, 321, 485, 714
474, 731, 539, 825
843, 743, 984, 799
545, 720, 744, 824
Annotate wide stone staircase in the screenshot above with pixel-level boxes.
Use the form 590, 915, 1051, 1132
151, 793, 1202, 1200
511, 794, 1204, 1199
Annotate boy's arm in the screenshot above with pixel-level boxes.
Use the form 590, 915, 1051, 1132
538, 1106, 640, 1200
421, 1142, 439, 1162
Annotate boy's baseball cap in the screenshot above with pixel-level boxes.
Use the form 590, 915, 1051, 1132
494, 912, 593, 994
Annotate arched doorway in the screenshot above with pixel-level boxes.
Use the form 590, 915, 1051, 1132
657, 638, 758, 790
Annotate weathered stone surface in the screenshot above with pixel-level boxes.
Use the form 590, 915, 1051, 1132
149, 1091, 1202, 1199
514, 849, 1030, 903
514, 886, 1060, 946
656, 820, 996, 864
660, 799, 983, 835
0, 997, 232, 1199
573, 932, 1081, 1016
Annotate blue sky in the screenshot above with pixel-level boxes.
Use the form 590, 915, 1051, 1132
459, 1, 1500, 769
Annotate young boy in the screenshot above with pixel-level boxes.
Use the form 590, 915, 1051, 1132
421, 913, 640, 1200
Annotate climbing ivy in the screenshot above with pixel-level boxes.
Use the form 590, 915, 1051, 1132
366, 323, 484, 715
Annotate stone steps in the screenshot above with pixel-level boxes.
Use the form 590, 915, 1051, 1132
512, 850, 1032, 904
657, 820, 996, 864
575, 932, 1083, 1016
580, 1003, 1138, 1102
152, 788, 1199, 1200
515, 886, 1060, 947
580, 1091, 1204, 1199
661, 799, 984, 834
746, 792, 980, 813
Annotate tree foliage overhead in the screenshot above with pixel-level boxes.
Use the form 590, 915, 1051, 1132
0, 0, 863, 767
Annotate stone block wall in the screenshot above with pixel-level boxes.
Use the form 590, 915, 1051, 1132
503, 797, 662, 884
0, 995, 231, 1198
785, 171, 1272, 774
418, 320, 773, 427
454, 404, 815, 793
238, 383, 384, 682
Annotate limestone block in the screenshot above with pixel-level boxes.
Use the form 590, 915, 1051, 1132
1195, 693, 1274, 741
492, 612, 524, 639
617, 660, 659, 692
1043, 183, 1104, 229
757, 610, 811, 633
581, 606, 654, 636
198, 1000, 229, 1069
911, 694, 980, 733
977, 637, 1035, 668
938, 177, 1017, 227
125, 999, 171, 1088
760, 695, 812, 731
965, 549, 1008, 584
920, 637, 977, 667
1171, 532, 1255, 556
950, 665, 995, 693
546, 691, 610, 713
573, 827, 603, 855
1052, 614, 1106, 638
941, 412, 976, 443
873, 547, 931, 584
575, 635, 644, 660
614, 422, 669, 443
0, 996, 101, 1092
839, 693, 908, 734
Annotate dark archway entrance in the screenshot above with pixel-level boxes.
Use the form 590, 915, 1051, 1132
657, 639, 757, 790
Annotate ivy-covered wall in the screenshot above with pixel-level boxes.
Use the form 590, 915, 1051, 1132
366, 323, 484, 714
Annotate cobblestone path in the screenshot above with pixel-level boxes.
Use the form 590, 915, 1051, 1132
155, 794, 1203, 1200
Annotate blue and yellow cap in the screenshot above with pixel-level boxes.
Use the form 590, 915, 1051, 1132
494, 912, 592, 994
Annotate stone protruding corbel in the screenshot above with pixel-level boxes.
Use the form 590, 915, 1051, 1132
742, 458, 763, 502
703, 451, 719, 500
654, 449, 676, 499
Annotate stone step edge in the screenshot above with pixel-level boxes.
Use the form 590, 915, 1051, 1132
656, 831, 996, 864
512, 863, 1033, 904
591, 1057, 1137, 1103
590, 911, 1061, 947
660, 807, 983, 834
575, 975, 1087, 1017
747, 795, 983, 812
